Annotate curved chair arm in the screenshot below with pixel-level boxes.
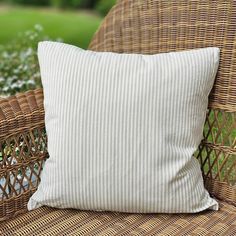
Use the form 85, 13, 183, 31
196, 108, 236, 206
0, 89, 48, 221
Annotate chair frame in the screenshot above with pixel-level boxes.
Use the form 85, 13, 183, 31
0, 0, 236, 224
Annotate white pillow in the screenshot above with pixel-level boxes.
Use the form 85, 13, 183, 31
28, 42, 220, 213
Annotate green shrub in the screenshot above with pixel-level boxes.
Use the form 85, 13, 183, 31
50, 0, 67, 8
96, 0, 116, 16
0, 25, 60, 96
8, 0, 50, 6
50, 0, 97, 8
50, 0, 74, 8
2, 0, 99, 8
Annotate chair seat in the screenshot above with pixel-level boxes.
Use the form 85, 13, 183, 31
1, 201, 236, 236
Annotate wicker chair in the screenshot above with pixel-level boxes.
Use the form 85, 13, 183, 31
0, 0, 236, 235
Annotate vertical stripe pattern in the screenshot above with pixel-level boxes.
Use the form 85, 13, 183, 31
28, 42, 219, 213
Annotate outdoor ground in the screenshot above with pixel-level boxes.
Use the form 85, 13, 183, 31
0, 5, 102, 48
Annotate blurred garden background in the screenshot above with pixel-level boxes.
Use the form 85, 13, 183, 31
0, 0, 116, 96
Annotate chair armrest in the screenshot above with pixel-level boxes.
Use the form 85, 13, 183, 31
196, 109, 236, 206
0, 89, 48, 221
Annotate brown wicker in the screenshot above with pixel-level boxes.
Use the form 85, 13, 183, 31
89, 0, 236, 207
0, 0, 236, 235
0, 89, 48, 221
90, 0, 236, 112
1, 202, 236, 236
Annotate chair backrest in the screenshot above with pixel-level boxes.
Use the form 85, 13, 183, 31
89, 0, 236, 204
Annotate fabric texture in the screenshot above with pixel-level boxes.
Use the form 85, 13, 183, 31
28, 42, 220, 213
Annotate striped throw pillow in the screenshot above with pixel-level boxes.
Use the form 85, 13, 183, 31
28, 42, 220, 213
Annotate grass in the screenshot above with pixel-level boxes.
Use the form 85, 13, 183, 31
0, 5, 102, 48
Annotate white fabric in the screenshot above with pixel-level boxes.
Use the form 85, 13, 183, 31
28, 42, 220, 213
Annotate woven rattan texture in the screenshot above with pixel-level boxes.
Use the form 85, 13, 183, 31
89, 0, 236, 112
0, 89, 48, 221
0, 89, 44, 139
196, 109, 236, 206
0, 0, 236, 225
89, 0, 236, 206
1, 201, 236, 236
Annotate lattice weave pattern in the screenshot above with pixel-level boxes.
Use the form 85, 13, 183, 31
0, 89, 48, 221
196, 109, 236, 204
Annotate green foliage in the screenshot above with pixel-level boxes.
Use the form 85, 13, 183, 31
50, 0, 72, 8
8, 0, 50, 6
1, 0, 111, 11
1, 0, 98, 7
0, 25, 57, 96
96, 0, 116, 16
50, 0, 97, 8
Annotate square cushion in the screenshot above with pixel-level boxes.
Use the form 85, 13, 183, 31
28, 42, 219, 213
